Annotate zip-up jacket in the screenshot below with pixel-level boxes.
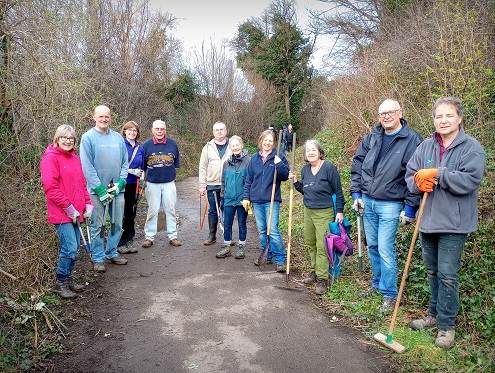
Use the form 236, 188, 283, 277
243, 149, 289, 204
221, 150, 251, 207
406, 127, 485, 234
198, 138, 232, 189
124, 138, 145, 185
350, 119, 423, 207
40, 144, 91, 224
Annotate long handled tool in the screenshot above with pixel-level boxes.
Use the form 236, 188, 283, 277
85, 217, 93, 262
76, 220, 91, 254
374, 192, 429, 353
108, 179, 116, 235
258, 130, 283, 267
356, 212, 364, 272
200, 193, 208, 230
213, 192, 224, 234
133, 169, 147, 213
100, 204, 108, 238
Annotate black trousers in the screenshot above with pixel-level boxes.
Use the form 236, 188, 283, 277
120, 183, 137, 244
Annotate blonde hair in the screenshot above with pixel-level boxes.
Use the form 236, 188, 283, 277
121, 121, 141, 140
53, 125, 77, 147
257, 130, 275, 149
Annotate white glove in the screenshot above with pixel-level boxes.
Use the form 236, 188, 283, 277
352, 198, 364, 214
63, 204, 80, 224
129, 168, 143, 177
83, 204, 94, 219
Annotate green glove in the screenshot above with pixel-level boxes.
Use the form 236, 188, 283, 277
108, 178, 126, 197
93, 184, 113, 205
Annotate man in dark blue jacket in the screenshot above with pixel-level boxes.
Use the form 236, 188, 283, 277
350, 99, 423, 314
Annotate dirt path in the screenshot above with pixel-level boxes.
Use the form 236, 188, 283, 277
51, 176, 396, 373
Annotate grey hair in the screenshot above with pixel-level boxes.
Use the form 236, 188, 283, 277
53, 125, 77, 146
229, 135, 244, 147
432, 97, 464, 118
303, 139, 325, 162
152, 119, 166, 129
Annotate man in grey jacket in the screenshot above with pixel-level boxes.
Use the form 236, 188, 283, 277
350, 99, 423, 314
198, 122, 232, 245
406, 97, 485, 350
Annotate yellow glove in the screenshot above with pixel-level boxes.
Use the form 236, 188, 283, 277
418, 177, 436, 192
414, 168, 438, 185
241, 200, 251, 212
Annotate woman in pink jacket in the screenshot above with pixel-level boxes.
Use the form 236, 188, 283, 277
40, 125, 93, 299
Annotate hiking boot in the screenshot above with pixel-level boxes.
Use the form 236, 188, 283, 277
126, 241, 138, 253
216, 244, 231, 258
315, 278, 328, 295
67, 276, 84, 292
106, 256, 128, 265
203, 216, 218, 245
234, 244, 246, 259
117, 243, 131, 254
435, 329, 455, 350
358, 286, 379, 298
169, 238, 182, 247
411, 315, 437, 331
142, 239, 153, 248
53, 281, 78, 299
276, 263, 286, 273
253, 258, 274, 266
302, 271, 317, 284
93, 262, 106, 273
378, 297, 396, 314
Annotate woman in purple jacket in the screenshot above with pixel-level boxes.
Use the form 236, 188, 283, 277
40, 125, 93, 299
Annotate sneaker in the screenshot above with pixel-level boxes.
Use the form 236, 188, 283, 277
234, 244, 245, 259
378, 297, 396, 314
315, 278, 328, 295
435, 329, 455, 350
276, 263, 286, 273
169, 238, 182, 247
358, 286, 379, 298
216, 244, 231, 258
126, 241, 138, 253
117, 244, 131, 254
106, 256, 128, 265
93, 262, 106, 273
142, 239, 153, 248
411, 315, 437, 330
302, 271, 317, 284
254, 258, 274, 266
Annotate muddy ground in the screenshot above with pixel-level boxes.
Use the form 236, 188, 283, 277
48, 176, 396, 373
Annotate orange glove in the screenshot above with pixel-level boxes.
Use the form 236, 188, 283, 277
418, 177, 436, 192
414, 168, 438, 185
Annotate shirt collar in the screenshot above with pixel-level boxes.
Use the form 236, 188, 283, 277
153, 136, 167, 144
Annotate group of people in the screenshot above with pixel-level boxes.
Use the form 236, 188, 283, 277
41, 97, 485, 351
41, 106, 181, 299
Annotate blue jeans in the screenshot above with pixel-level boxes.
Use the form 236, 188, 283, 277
420, 232, 467, 331
207, 189, 221, 218
90, 193, 125, 263
362, 194, 402, 299
253, 202, 286, 264
144, 181, 178, 241
223, 205, 247, 242
54, 223, 81, 282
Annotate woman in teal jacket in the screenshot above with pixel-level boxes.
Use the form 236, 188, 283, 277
217, 136, 251, 259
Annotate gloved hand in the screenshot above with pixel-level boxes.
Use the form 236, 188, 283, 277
63, 204, 80, 224
418, 177, 436, 193
351, 193, 364, 214
108, 178, 126, 197
93, 184, 113, 205
414, 168, 438, 185
83, 204, 94, 219
128, 168, 143, 177
399, 205, 417, 226
241, 200, 251, 212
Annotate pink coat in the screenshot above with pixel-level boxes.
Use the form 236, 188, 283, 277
40, 144, 91, 224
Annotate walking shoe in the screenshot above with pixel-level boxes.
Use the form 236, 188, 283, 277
117, 244, 131, 254
302, 271, 317, 284
315, 278, 328, 295
126, 241, 138, 253
142, 239, 153, 248
53, 281, 78, 299
378, 297, 396, 314
253, 257, 274, 266
410, 315, 437, 330
234, 244, 246, 259
358, 286, 379, 298
106, 256, 128, 265
435, 329, 455, 350
169, 238, 182, 247
93, 262, 106, 273
67, 276, 84, 292
276, 263, 286, 273
216, 244, 231, 258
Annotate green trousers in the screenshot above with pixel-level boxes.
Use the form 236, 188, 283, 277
304, 206, 333, 280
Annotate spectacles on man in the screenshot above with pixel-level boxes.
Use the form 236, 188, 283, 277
60, 136, 76, 142
153, 127, 166, 131
378, 109, 400, 118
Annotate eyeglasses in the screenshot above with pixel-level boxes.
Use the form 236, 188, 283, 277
214, 128, 226, 132
378, 109, 400, 118
153, 127, 166, 131
60, 136, 76, 142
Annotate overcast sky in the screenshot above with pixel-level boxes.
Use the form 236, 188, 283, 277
149, 0, 332, 71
